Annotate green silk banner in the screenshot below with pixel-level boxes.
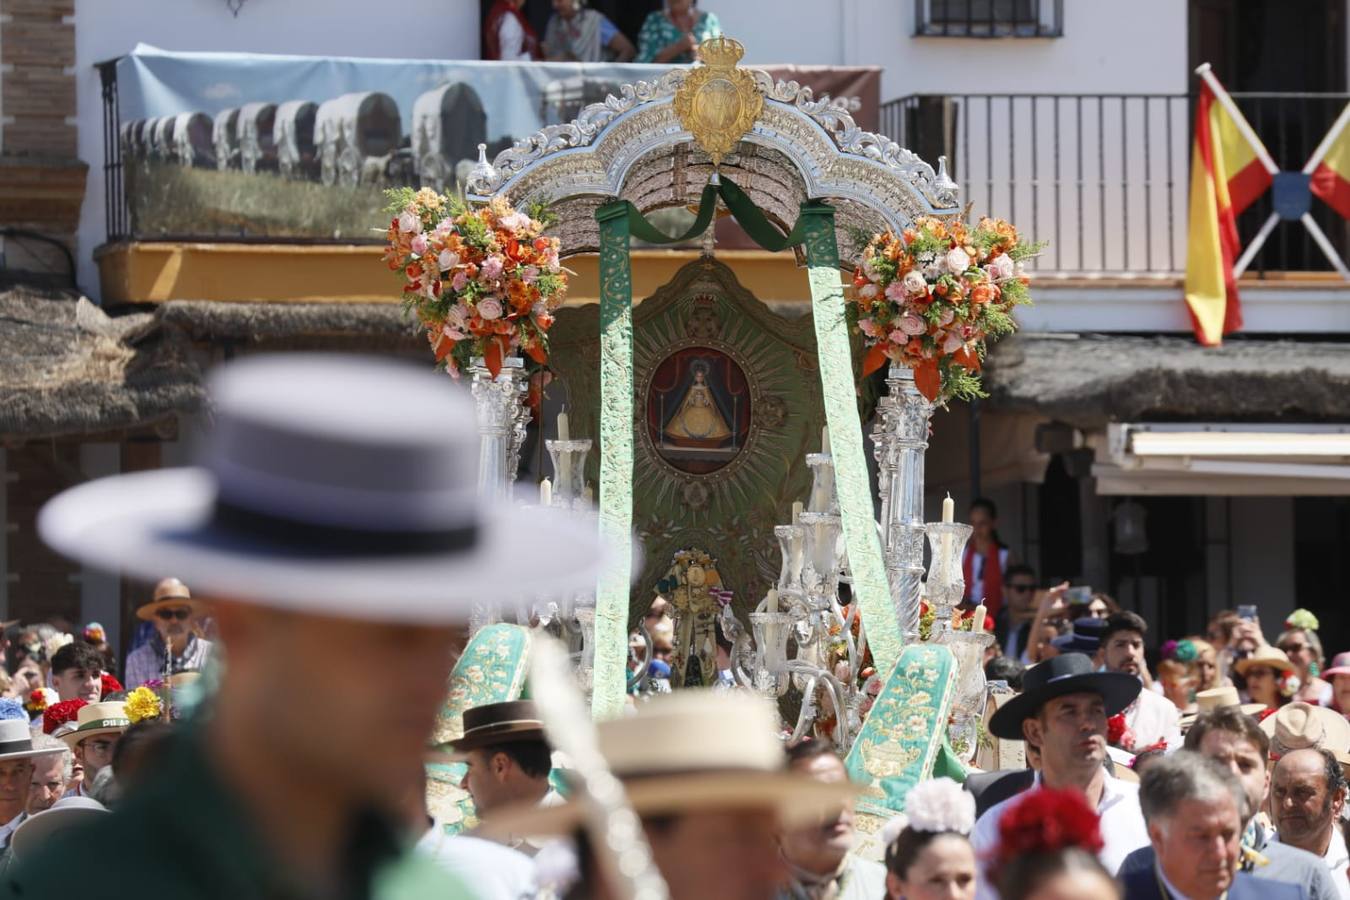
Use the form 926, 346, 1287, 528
590, 178, 903, 718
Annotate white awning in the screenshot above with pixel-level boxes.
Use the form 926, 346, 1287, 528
1091, 423, 1350, 495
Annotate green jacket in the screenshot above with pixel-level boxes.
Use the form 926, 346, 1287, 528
0, 730, 472, 900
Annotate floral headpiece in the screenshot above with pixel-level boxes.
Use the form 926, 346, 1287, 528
0, 698, 28, 723
83, 622, 106, 643
994, 788, 1104, 876
904, 777, 976, 835
24, 688, 56, 717
1278, 671, 1302, 699
42, 699, 86, 734
100, 673, 124, 696
1285, 609, 1320, 632
1160, 639, 1198, 663
125, 685, 164, 724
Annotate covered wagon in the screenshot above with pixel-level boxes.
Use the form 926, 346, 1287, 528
213, 107, 241, 170
238, 102, 278, 174
314, 91, 402, 187
148, 116, 177, 161
411, 82, 485, 191
274, 100, 319, 180
540, 76, 623, 126
172, 112, 214, 167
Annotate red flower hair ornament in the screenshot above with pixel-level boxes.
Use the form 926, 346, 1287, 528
42, 699, 87, 735
100, 673, 123, 696
992, 788, 1104, 877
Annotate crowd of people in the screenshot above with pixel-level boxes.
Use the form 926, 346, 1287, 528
0, 355, 1340, 900
483, 0, 720, 64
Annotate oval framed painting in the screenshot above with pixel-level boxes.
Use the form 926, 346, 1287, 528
644, 346, 752, 476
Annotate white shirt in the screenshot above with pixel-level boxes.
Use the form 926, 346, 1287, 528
1307, 826, 1350, 900
416, 827, 536, 900
1123, 686, 1182, 751
970, 772, 1149, 899
497, 15, 532, 61
0, 811, 24, 850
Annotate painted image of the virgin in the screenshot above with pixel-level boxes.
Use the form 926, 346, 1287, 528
647, 351, 750, 472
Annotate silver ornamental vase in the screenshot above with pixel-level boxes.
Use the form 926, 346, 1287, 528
469, 355, 531, 502
872, 366, 935, 642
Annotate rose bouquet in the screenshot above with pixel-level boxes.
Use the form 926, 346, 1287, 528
848, 216, 1039, 403
383, 188, 567, 378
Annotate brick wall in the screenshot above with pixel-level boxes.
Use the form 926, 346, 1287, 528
3, 444, 81, 624
0, 0, 87, 278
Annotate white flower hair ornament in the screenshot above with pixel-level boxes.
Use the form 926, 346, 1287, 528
903, 777, 976, 835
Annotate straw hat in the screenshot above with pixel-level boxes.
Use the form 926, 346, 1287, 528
447, 701, 548, 756
1179, 685, 1266, 731
1260, 701, 1350, 765
135, 577, 205, 622
37, 355, 607, 625
1321, 651, 1350, 679
478, 691, 858, 838
59, 701, 131, 749
9, 796, 108, 860
0, 720, 67, 764
1232, 645, 1294, 677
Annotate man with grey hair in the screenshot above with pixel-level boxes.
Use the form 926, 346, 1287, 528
26, 736, 71, 815
1272, 747, 1350, 900
1122, 751, 1305, 900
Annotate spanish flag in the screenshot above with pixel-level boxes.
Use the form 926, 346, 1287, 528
1184, 65, 1274, 346
1310, 104, 1350, 219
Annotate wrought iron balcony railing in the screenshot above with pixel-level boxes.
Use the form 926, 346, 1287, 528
880, 92, 1350, 278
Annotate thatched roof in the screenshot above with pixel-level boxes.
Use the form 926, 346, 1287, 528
984, 333, 1350, 428
0, 285, 202, 440
154, 300, 421, 348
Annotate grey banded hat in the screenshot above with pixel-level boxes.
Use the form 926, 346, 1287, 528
38, 354, 608, 624
0, 720, 66, 763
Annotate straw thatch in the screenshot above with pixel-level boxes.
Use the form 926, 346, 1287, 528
0, 285, 203, 440
985, 333, 1350, 427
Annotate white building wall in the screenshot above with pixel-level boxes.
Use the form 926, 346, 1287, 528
72, 0, 479, 299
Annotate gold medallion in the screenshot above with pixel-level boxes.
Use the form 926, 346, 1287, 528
673, 36, 763, 166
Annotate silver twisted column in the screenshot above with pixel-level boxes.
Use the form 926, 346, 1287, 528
470, 356, 531, 502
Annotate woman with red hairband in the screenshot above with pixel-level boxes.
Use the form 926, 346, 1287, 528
991, 788, 1120, 900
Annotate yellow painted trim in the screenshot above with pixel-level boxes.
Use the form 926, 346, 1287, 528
96, 242, 819, 305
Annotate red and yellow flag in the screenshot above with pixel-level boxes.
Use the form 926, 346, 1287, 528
1184, 68, 1273, 346
1311, 107, 1350, 219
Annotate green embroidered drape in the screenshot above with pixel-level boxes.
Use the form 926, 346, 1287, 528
591, 177, 903, 719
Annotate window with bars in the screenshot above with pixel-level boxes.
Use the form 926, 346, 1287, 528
915, 0, 1063, 38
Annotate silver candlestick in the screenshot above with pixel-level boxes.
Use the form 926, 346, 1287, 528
470, 355, 530, 502
872, 366, 935, 642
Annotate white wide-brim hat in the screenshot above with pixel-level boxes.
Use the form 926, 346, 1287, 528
38, 355, 610, 625
10, 796, 108, 860
0, 719, 67, 764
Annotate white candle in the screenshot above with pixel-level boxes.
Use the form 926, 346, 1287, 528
972, 604, 987, 633
557, 410, 570, 442
821, 425, 830, 454
942, 493, 955, 524
766, 589, 779, 613
539, 477, 552, 506
792, 501, 803, 525
940, 493, 954, 569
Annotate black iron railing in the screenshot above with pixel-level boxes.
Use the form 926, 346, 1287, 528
880, 91, 1350, 276
915, 0, 1063, 38
98, 59, 127, 243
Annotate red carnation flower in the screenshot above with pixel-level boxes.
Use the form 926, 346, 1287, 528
42, 699, 87, 735
100, 673, 123, 696
993, 788, 1104, 877
1106, 713, 1135, 750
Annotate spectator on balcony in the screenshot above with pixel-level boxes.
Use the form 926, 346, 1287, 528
544, 0, 635, 63
636, 0, 720, 64
484, 0, 540, 61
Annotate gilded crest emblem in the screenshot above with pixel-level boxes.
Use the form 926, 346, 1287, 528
673, 36, 763, 166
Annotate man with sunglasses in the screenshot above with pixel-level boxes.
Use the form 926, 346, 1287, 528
999, 564, 1041, 661
123, 578, 213, 690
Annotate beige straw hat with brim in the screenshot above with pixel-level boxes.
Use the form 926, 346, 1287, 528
478, 691, 860, 840
1232, 645, 1294, 677
1260, 701, 1350, 765
59, 701, 131, 749
1180, 685, 1267, 730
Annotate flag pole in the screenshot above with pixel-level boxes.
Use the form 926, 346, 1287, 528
1232, 212, 1279, 278
1301, 213, 1350, 279
1194, 63, 1279, 174
1303, 101, 1350, 173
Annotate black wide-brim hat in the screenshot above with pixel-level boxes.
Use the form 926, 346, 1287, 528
988, 652, 1141, 740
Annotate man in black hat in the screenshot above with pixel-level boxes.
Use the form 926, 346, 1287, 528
970, 652, 1150, 899
452, 699, 560, 852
